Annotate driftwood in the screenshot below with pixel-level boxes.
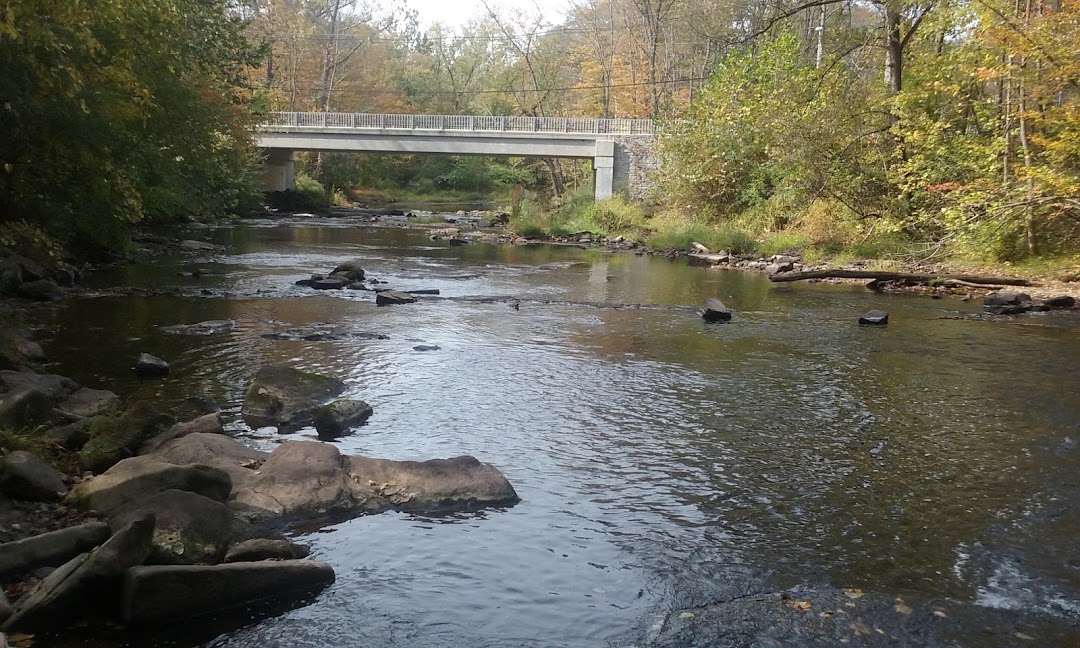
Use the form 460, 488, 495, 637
769, 269, 1033, 287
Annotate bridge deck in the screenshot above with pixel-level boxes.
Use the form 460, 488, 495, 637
261, 112, 654, 137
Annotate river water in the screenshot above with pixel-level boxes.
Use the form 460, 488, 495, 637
26, 217, 1080, 646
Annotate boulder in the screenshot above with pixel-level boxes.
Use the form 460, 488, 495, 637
138, 413, 224, 455
375, 290, 416, 306
224, 538, 310, 563
765, 261, 795, 275
70, 456, 232, 516
700, 298, 732, 322
149, 433, 264, 483
0, 387, 54, 430
79, 402, 174, 474
231, 442, 361, 519
859, 310, 889, 326
2, 515, 155, 632
1041, 295, 1076, 310
0, 371, 78, 401
0, 330, 45, 371
122, 560, 335, 624
0, 522, 111, 579
42, 417, 97, 450
312, 277, 348, 290
329, 261, 365, 282
16, 279, 63, 301
0, 451, 67, 501
351, 455, 519, 511
160, 320, 236, 336
313, 399, 373, 439
133, 353, 170, 378
115, 490, 234, 565
983, 291, 1032, 315
241, 365, 346, 430
58, 388, 119, 418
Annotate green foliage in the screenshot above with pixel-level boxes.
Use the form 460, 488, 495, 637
0, 0, 264, 259
294, 173, 330, 209
758, 233, 810, 257
508, 189, 648, 239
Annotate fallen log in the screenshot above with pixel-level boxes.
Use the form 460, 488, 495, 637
769, 269, 1033, 286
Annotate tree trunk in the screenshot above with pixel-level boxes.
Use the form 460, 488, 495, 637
884, 3, 903, 93
769, 269, 1033, 285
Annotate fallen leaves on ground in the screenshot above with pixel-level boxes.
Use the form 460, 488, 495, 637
895, 598, 913, 615
844, 588, 865, 599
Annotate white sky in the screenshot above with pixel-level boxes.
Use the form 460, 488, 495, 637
404, 0, 572, 30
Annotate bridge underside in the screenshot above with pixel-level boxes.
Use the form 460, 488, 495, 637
257, 129, 619, 200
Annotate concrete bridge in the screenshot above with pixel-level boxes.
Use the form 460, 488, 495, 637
257, 112, 657, 201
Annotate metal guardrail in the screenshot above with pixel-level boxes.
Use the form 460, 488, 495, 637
261, 112, 654, 136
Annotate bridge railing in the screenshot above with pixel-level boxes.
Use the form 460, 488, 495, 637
261, 112, 654, 136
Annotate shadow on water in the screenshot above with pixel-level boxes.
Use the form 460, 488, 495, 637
23, 219, 1080, 647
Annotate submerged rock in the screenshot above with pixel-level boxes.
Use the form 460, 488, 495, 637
375, 290, 416, 306
859, 310, 889, 325
224, 538, 309, 563
160, 320, 236, 336
122, 561, 335, 625
314, 399, 373, 439
312, 277, 348, 290
134, 353, 170, 378
241, 365, 346, 430
700, 298, 732, 322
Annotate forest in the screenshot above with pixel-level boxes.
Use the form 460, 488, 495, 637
2, 0, 1078, 265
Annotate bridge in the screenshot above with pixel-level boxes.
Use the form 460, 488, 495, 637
257, 112, 658, 201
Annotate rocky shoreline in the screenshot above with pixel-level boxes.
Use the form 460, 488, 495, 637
0, 322, 517, 644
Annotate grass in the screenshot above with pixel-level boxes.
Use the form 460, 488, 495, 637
508, 188, 650, 240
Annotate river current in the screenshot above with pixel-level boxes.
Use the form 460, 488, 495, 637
26, 217, 1080, 646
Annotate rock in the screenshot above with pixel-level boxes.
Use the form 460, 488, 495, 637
178, 239, 219, 252
0, 331, 45, 371
376, 290, 416, 306
71, 456, 232, 516
314, 399, 373, 439
241, 365, 346, 431
1041, 295, 1076, 310
983, 291, 1032, 315
700, 298, 732, 322
122, 560, 335, 624
312, 277, 348, 290
765, 261, 795, 275
413, 344, 440, 352
160, 320, 236, 335
294, 278, 317, 288
149, 433, 264, 484
329, 261, 365, 282
770, 255, 799, 264
115, 490, 234, 565
0, 387, 54, 430
42, 417, 97, 450
16, 279, 63, 301
0, 591, 9, 626
0, 451, 67, 501
351, 455, 519, 511
224, 538, 310, 563
2, 515, 155, 632
690, 242, 710, 254
0, 522, 111, 579
232, 442, 360, 519
58, 388, 119, 418
448, 238, 470, 246
0, 371, 78, 401
133, 353, 170, 378
138, 413, 224, 455
79, 402, 174, 473
858, 310, 889, 325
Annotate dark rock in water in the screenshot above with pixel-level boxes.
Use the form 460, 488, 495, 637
349, 454, 520, 512
134, 353, 170, 378
700, 298, 732, 322
122, 560, 335, 624
241, 365, 346, 430
160, 320, 235, 336
1041, 295, 1076, 310
224, 538, 310, 563
314, 399, 373, 439
60, 387, 120, 418
765, 261, 794, 275
79, 402, 175, 474
294, 278, 317, 288
17, 279, 63, 301
346, 282, 369, 290
413, 344, 440, 352
859, 310, 889, 325
2, 514, 155, 633
114, 489, 233, 565
0, 522, 111, 579
0, 386, 54, 430
448, 238, 470, 246
330, 261, 365, 282
409, 288, 441, 295
72, 456, 232, 516
376, 290, 417, 306
983, 291, 1030, 306
0, 451, 67, 501
312, 277, 347, 290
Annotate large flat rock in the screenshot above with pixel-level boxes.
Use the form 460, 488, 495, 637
0, 522, 110, 579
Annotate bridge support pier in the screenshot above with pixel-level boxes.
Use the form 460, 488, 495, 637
594, 140, 615, 201
261, 149, 296, 192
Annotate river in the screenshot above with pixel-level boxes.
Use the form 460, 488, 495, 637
25, 216, 1080, 646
